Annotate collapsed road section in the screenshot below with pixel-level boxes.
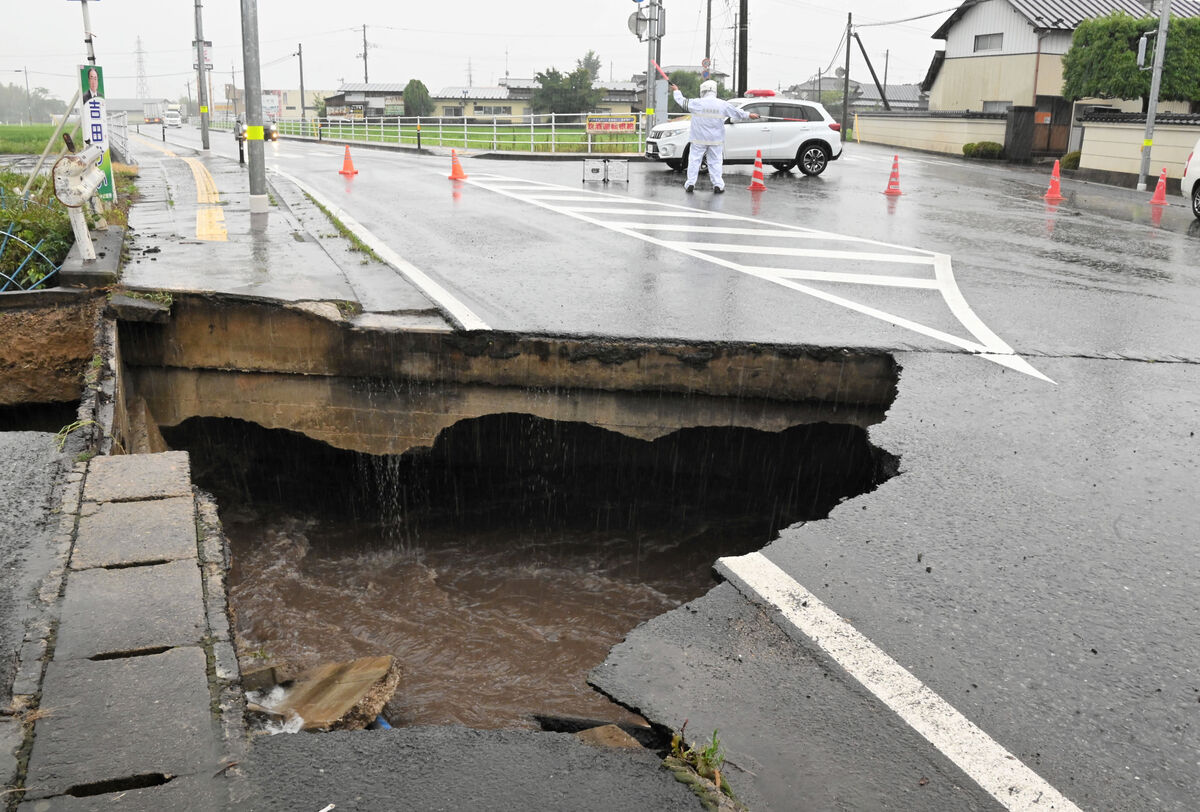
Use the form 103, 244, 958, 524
110, 293, 900, 733
8, 290, 902, 807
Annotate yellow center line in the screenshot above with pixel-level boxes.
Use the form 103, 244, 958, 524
183, 157, 220, 205
133, 133, 227, 241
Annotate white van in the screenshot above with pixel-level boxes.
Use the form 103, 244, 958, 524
163, 110, 182, 128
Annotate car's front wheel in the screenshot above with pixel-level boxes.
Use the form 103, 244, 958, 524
1192, 183, 1200, 220
797, 144, 829, 176
665, 159, 683, 171
771, 162, 796, 173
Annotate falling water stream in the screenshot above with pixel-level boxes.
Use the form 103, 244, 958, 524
167, 413, 896, 730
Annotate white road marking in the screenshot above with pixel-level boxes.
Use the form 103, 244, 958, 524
555, 207, 737, 219
717, 552, 1082, 812
662, 242, 938, 265
746, 268, 941, 289
461, 174, 1053, 383
271, 168, 490, 331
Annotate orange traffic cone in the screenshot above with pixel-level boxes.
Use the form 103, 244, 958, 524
883, 155, 903, 196
747, 150, 768, 191
338, 145, 357, 176
1044, 159, 1065, 203
448, 149, 468, 180
1149, 167, 1169, 205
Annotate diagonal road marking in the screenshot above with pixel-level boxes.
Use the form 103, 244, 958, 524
718, 552, 1081, 812
464, 174, 1053, 383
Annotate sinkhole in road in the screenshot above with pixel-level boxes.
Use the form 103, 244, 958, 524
165, 411, 898, 731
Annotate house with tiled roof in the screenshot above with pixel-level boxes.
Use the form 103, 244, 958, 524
923, 0, 1200, 150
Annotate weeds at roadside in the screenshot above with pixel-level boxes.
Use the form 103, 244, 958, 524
665, 721, 745, 810
303, 192, 381, 262
108, 287, 173, 307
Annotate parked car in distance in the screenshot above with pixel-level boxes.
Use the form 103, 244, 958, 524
266, 120, 279, 141
163, 110, 182, 128
1183, 135, 1199, 220
234, 119, 247, 142
646, 90, 843, 176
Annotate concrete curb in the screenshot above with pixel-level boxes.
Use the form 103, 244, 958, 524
8, 451, 242, 808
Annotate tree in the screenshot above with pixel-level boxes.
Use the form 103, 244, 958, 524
1063, 12, 1200, 111
531, 67, 602, 114
577, 50, 602, 82
0, 83, 65, 125
666, 71, 734, 112
668, 71, 700, 112
403, 79, 434, 117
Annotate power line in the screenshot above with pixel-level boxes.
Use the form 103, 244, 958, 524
854, 7, 959, 28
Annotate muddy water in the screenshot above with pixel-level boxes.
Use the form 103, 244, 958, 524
226, 508, 750, 729
172, 414, 896, 731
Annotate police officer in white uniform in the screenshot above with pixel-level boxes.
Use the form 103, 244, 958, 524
670, 80, 759, 193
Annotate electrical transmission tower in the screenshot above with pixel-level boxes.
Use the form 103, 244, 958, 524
135, 36, 150, 100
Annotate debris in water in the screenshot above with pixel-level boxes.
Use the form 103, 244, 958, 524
245, 656, 401, 731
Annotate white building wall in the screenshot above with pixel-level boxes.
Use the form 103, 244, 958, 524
945, 0, 1040, 56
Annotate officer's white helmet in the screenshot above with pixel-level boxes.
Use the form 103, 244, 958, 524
699, 80, 718, 96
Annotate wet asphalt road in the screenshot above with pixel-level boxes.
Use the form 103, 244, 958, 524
160, 126, 1199, 810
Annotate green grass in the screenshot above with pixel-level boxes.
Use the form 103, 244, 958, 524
0, 123, 82, 155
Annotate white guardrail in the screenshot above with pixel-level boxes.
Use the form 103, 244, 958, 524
208, 112, 649, 154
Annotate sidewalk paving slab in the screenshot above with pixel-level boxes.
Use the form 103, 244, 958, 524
53, 560, 206, 660
18, 774, 225, 812
24, 648, 219, 800
70, 496, 197, 570
82, 452, 192, 503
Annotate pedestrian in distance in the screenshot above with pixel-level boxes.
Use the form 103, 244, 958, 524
670, 80, 759, 193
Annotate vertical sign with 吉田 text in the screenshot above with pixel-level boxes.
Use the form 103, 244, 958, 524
78, 64, 115, 202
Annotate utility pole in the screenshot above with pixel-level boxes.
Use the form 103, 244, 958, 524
737, 0, 748, 95
732, 13, 738, 92
240, 0, 268, 214
841, 13, 851, 142
79, 0, 96, 64
295, 43, 306, 121
705, 0, 712, 62
1137, 0, 1171, 191
194, 0, 210, 149
360, 24, 369, 83
644, 0, 665, 127
22, 67, 31, 125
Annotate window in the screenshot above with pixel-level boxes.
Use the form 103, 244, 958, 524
974, 33, 1003, 52
982, 100, 1011, 113
476, 105, 512, 115
444, 106, 463, 117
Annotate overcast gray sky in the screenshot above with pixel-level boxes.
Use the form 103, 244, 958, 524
1, 1, 954, 104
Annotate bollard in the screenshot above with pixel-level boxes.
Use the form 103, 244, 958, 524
417, 124, 421, 151
162, 124, 166, 142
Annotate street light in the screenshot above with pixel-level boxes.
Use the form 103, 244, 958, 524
6, 68, 31, 124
